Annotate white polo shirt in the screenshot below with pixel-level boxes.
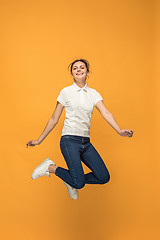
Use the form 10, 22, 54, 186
57, 82, 103, 138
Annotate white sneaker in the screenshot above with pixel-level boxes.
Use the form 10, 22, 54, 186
63, 181, 78, 200
32, 158, 55, 180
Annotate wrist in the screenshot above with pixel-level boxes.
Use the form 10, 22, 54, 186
118, 129, 121, 135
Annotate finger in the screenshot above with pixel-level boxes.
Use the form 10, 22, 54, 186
127, 131, 132, 134
28, 143, 33, 146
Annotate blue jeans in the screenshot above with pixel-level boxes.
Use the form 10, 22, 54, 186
55, 135, 110, 189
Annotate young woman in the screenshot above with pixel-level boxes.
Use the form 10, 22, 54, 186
26, 58, 134, 200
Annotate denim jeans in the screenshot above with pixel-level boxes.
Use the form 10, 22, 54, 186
55, 135, 110, 189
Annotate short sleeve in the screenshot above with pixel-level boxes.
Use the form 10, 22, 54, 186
94, 90, 103, 107
57, 89, 66, 107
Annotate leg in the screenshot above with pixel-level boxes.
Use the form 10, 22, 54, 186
48, 164, 57, 173
81, 142, 110, 184
54, 136, 86, 189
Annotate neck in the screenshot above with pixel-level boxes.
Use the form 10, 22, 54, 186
74, 80, 86, 88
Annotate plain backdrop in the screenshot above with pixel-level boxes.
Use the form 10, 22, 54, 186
0, 0, 159, 239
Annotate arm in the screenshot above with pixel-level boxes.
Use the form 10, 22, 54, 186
95, 100, 134, 137
37, 101, 64, 144
95, 100, 121, 135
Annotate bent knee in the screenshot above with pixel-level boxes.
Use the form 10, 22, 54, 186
74, 180, 85, 189
100, 172, 110, 184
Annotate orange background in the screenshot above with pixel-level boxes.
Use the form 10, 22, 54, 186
0, 0, 159, 239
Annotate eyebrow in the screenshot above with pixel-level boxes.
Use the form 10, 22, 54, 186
73, 65, 85, 68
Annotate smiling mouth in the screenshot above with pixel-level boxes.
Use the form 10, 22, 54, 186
76, 73, 84, 76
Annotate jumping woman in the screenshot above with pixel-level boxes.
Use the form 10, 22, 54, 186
26, 58, 134, 200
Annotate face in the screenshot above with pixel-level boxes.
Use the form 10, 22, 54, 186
71, 61, 88, 83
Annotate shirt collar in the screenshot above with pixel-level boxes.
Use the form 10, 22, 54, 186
73, 82, 88, 92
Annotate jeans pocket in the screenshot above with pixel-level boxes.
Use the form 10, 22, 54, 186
60, 136, 69, 148
61, 135, 70, 140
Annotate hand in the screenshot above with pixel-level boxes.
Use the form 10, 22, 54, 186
119, 129, 134, 138
26, 140, 40, 148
